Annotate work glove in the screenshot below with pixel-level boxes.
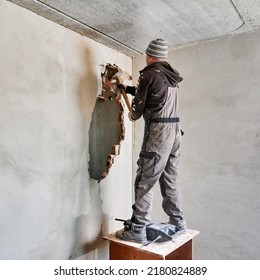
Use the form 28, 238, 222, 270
117, 84, 136, 96
125, 86, 136, 96
117, 83, 125, 92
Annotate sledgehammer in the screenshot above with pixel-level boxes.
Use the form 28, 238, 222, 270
111, 73, 131, 111
117, 84, 131, 111
102, 63, 132, 111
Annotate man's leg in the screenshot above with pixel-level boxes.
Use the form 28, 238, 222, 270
116, 147, 171, 243
159, 139, 187, 230
115, 151, 158, 244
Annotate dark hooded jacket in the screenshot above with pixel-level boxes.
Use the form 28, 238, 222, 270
126, 61, 183, 121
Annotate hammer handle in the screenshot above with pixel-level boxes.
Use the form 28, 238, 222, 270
121, 88, 131, 111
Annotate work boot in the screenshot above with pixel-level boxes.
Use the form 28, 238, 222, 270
116, 228, 147, 244
168, 220, 187, 234
176, 225, 187, 234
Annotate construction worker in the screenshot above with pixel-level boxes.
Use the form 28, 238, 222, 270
116, 39, 187, 244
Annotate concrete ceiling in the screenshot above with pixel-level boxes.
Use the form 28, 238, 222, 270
8, 0, 260, 57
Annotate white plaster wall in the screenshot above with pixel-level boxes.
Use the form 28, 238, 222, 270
133, 31, 260, 259
0, 1, 132, 259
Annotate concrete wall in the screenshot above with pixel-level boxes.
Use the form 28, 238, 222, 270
0, 1, 132, 259
1, 0, 260, 261
133, 31, 260, 259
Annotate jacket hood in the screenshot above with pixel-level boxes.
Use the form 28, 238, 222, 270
143, 61, 183, 86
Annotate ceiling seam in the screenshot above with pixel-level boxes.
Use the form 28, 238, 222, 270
229, 0, 246, 31
12, 0, 142, 55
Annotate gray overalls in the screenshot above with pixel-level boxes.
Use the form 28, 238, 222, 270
131, 84, 186, 231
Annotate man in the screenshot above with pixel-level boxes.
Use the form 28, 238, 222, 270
116, 38, 187, 244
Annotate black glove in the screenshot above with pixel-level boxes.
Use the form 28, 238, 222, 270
117, 83, 125, 92
125, 86, 136, 96
117, 84, 136, 96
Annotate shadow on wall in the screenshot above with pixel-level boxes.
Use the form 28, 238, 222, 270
69, 47, 110, 259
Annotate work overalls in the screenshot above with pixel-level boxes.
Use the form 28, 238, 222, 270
131, 85, 186, 231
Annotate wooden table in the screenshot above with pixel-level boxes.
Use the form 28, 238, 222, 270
103, 229, 199, 260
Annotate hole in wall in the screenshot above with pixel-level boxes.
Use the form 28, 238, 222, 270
88, 64, 130, 182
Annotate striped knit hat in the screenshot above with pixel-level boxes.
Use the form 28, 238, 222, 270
145, 38, 168, 58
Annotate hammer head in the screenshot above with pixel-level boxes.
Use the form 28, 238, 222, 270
106, 64, 122, 80
101, 63, 132, 85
